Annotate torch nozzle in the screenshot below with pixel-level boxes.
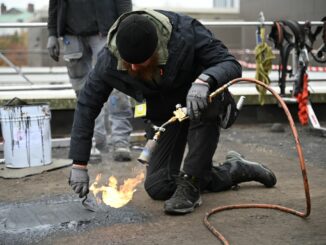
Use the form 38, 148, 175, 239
137, 138, 159, 165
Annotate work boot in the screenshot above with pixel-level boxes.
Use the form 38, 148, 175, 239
225, 151, 277, 187
113, 143, 132, 162
164, 174, 202, 214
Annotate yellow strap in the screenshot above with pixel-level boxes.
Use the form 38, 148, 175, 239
255, 28, 275, 105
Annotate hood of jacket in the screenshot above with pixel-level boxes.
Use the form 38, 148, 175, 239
107, 9, 172, 70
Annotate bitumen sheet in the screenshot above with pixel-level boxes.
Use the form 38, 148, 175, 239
0, 195, 147, 245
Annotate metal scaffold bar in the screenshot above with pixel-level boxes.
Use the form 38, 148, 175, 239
200, 21, 325, 26
0, 22, 47, 28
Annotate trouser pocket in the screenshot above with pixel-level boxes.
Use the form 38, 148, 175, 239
63, 35, 90, 91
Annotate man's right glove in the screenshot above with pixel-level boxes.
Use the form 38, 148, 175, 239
186, 82, 210, 121
68, 165, 89, 198
47, 36, 60, 62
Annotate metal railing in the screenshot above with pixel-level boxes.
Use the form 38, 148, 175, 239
0, 22, 47, 28
0, 21, 324, 28
201, 20, 324, 26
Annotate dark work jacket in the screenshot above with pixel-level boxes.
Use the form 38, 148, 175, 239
69, 10, 242, 162
47, 0, 132, 37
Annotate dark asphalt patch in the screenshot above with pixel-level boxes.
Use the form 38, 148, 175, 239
0, 194, 148, 245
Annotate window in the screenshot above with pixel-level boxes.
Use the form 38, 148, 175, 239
213, 0, 239, 9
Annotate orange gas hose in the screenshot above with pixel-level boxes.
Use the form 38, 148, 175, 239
204, 77, 311, 245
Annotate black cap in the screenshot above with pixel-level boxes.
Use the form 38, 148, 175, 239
116, 14, 158, 64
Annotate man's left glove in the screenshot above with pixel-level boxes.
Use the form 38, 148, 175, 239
186, 82, 210, 120
68, 165, 89, 198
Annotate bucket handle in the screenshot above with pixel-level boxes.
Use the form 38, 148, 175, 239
4, 97, 28, 106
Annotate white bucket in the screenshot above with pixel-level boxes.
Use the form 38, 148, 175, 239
0, 102, 52, 168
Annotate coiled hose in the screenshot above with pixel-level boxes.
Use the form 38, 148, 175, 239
204, 77, 311, 245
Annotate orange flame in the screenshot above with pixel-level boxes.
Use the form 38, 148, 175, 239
89, 172, 144, 208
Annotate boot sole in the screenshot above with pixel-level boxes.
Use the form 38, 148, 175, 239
164, 197, 203, 215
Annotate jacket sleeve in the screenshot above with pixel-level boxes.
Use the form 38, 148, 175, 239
115, 0, 132, 16
192, 19, 242, 89
47, 0, 58, 37
69, 54, 114, 162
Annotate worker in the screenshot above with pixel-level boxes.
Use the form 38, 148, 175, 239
68, 9, 277, 214
47, 0, 133, 161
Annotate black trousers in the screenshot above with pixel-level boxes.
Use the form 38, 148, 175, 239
144, 100, 233, 201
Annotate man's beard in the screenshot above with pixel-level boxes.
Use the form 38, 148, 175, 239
122, 52, 159, 81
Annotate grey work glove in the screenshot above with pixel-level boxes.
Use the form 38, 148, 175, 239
186, 82, 210, 120
68, 166, 89, 198
47, 36, 60, 62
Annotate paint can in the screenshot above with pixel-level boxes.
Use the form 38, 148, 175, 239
0, 98, 52, 168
